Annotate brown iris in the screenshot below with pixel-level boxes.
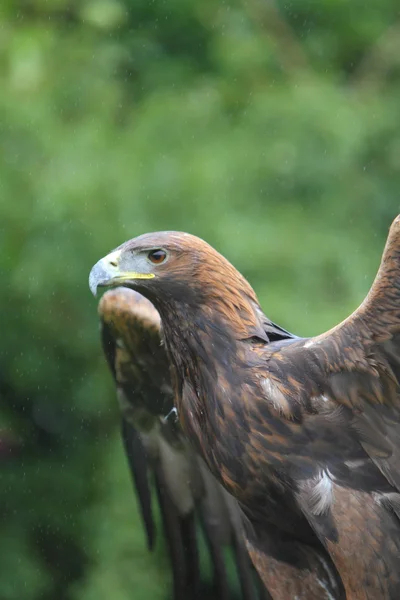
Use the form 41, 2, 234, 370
148, 249, 167, 264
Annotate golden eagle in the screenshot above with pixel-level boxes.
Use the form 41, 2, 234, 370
90, 217, 400, 599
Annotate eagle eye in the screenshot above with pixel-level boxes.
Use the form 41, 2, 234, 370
148, 249, 167, 265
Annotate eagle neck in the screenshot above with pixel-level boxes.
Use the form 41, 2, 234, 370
156, 296, 263, 477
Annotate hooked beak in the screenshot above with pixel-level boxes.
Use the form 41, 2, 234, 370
89, 249, 155, 296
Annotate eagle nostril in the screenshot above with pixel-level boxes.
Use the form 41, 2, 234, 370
109, 260, 118, 267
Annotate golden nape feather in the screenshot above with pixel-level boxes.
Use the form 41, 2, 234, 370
98, 287, 265, 600
90, 215, 400, 599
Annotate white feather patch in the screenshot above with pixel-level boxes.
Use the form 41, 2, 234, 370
261, 377, 291, 416
306, 471, 333, 516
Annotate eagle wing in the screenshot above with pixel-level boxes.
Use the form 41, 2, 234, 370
98, 287, 262, 600
259, 216, 400, 598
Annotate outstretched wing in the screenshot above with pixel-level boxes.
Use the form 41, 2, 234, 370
98, 287, 263, 600
314, 215, 400, 494
261, 216, 400, 597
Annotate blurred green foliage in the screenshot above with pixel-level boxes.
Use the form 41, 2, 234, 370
1, 0, 399, 598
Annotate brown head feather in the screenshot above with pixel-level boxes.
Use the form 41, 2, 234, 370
115, 231, 264, 339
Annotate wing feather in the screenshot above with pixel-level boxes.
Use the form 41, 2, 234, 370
121, 417, 155, 550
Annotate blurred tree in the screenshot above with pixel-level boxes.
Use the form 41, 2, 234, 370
0, 0, 399, 598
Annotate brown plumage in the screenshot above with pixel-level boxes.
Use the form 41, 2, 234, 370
98, 287, 264, 600
90, 215, 400, 599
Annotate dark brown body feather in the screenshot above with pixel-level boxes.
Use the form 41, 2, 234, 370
90, 216, 400, 599
98, 288, 265, 600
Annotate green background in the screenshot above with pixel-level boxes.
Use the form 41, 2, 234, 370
1, 0, 399, 598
